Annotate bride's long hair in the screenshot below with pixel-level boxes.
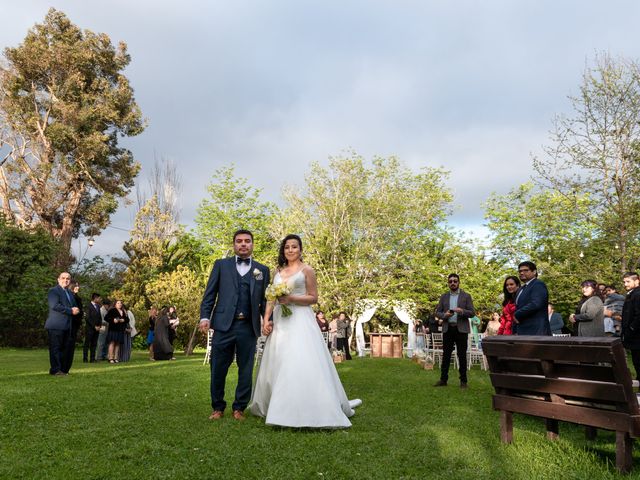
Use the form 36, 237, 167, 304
277, 234, 303, 268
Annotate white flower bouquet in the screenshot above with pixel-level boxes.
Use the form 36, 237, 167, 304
265, 282, 292, 317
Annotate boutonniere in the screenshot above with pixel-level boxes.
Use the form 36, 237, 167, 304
253, 268, 263, 280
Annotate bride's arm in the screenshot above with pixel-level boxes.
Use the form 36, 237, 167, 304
262, 302, 275, 335
281, 266, 318, 306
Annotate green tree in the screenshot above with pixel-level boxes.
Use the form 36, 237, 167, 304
113, 195, 187, 309
533, 52, 640, 272
276, 152, 456, 314
0, 217, 62, 346
71, 256, 123, 302
0, 8, 145, 265
144, 265, 205, 354
484, 183, 615, 317
195, 165, 279, 267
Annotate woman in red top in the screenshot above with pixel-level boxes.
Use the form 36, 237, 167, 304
498, 275, 520, 335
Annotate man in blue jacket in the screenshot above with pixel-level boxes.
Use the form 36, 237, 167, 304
44, 272, 80, 375
514, 261, 551, 336
199, 230, 270, 421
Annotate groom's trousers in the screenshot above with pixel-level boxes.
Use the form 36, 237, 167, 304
210, 319, 257, 412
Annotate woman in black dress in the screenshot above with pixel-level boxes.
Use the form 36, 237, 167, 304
153, 306, 174, 361
105, 300, 129, 364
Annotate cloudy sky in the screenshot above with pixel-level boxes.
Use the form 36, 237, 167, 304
2, 1, 640, 259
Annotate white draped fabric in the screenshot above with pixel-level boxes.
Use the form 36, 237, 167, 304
393, 306, 417, 356
355, 307, 377, 357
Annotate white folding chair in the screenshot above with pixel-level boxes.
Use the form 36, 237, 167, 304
467, 333, 486, 369
203, 329, 214, 365
430, 333, 444, 366
254, 336, 267, 368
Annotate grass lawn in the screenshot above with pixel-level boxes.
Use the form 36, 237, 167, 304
0, 348, 638, 479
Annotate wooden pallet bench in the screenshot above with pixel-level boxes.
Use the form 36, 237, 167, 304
482, 336, 640, 473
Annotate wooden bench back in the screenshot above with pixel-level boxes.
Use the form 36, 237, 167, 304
482, 336, 640, 436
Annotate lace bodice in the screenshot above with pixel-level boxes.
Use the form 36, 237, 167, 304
275, 269, 306, 296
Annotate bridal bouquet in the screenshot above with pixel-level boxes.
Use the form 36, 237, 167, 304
265, 283, 292, 317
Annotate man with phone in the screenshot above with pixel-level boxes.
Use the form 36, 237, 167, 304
433, 273, 476, 389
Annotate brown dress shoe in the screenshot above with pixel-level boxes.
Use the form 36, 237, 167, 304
433, 380, 447, 387
232, 410, 245, 421
208, 410, 224, 420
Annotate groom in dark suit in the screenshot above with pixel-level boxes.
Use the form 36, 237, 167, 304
199, 229, 270, 420
514, 261, 551, 335
44, 272, 80, 375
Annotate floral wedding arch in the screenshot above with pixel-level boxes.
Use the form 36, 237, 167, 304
352, 299, 418, 357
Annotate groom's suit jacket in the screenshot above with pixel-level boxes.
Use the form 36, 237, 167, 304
200, 257, 270, 337
44, 285, 76, 331
514, 278, 551, 335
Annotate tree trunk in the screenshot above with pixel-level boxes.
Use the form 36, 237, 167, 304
54, 181, 85, 269
185, 323, 200, 356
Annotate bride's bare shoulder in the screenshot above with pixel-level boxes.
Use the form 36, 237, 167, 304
301, 263, 316, 276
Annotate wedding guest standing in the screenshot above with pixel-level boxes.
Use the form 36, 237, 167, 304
147, 306, 158, 360
336, 312, 353, 360
569, 280, 605, 337
426, 313, 439, 334
548, 304, 564, 334
329, 314, 338, 350
498, 276, 520, 335
96, 299, 111, 361
434, 273, 475, 389
603, 285, 625, 336
105, 300, 129, 364
316, 311, 329, 332
514, 261, 551, 335
621, 272, 640, 381
44, 272, 80, 376
153, 306, 174, 361
62, 281, 84, 373
83, 293, 102, 363
485, 312, 501, 337
414, 320, 426, 350
118, 305, 137, 362
168, 306, 179, 352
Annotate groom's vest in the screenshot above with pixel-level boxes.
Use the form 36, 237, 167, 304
234, 270, 252, 319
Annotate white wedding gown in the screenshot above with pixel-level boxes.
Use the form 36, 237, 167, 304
249, 270, 361, 428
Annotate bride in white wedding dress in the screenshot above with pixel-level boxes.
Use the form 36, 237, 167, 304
249, 234, 362, 428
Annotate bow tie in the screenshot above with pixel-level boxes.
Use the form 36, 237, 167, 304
237, 257, 250, 265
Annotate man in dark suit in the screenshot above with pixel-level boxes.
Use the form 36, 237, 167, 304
44, 272, 80, 375
434, 273, 476, 389
621, 272, 640, 381
83, 293, 102, 363
514, 261, 551, 336
199, 229, 270, 421
548, 303, 564, 334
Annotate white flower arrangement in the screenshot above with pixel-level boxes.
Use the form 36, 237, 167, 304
252, 268, 263, 280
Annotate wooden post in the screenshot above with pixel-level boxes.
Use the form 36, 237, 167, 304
500, 411, 513, 443
616, 431, 633, 473
545, 419, 559, 440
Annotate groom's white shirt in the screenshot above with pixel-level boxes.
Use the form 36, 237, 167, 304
199, 256, 253, 324
235, 255, 252, 276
